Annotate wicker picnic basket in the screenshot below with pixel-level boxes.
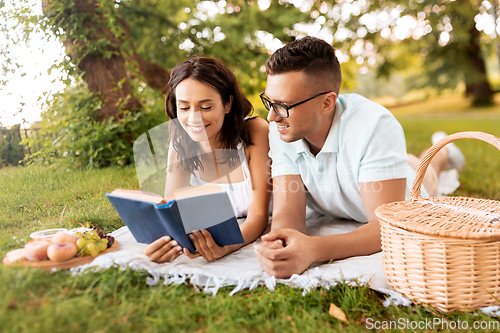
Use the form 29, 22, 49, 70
375, 131, 500, 312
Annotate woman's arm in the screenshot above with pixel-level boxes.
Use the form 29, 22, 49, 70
233, 116, 272, 246
164, 148, 191, 199
184, 117, 272, 260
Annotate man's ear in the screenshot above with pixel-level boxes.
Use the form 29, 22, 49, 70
322, 92, 337, 114
225, 95, 233, 114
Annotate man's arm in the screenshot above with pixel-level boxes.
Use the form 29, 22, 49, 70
256, 178, 406, 278
304, 178, 406, 262
268, 174, 308, 234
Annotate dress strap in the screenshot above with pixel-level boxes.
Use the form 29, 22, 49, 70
240, 116, 255, 179
236, 142, 251, 180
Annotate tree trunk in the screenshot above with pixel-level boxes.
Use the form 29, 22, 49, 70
77, 53, 142, 120
464, 23, 494, 106
116, 18, 170, 91
41, 0, 170, 120
130, 54, 170, 92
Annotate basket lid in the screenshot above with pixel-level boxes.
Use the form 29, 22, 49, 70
375, 196, 500, 239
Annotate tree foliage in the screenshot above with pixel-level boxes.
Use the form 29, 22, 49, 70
3, 0, 499, 168
24, 75, 162, 169
386, 0, 495, 106
18, 0, 318, 168
0, 0, 36, 87
0, 125, 25, 166
305, 0, 496, 105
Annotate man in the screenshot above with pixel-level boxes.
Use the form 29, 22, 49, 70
254, 36, 461, 279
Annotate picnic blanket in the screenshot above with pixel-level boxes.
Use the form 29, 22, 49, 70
70, 171, 460, 296
71, 169, 500, 315
71, 212, 395, 296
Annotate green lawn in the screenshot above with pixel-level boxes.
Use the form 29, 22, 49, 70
391, 95, 500, 201
1, 95, 500, 332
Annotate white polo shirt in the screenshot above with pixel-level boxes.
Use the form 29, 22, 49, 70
269, 93, 425, 223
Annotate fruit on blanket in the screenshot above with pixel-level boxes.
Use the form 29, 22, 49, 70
24, 241, 51, 261
5, 248, 26, 263
51, 232, 77, 244
47, 243, 78, 262
75, 225, 114, 256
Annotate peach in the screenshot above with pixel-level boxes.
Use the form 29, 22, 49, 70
47, 243, 78, 262
24, 241, 51, 261
51, 232, 77, 244
6, 248, 26, 263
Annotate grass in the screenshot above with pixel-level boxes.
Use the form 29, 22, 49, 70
390, 94, 500, 200
1, 94, 500, 332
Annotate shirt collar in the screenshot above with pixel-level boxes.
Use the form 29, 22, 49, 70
293, 96, 344, 159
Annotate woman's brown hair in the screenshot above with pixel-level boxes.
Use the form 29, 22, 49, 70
164, 56, 253, 173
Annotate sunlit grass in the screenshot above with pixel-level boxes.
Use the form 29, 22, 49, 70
381, 93, 500, 117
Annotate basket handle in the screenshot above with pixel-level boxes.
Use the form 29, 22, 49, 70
410, 131, 500, 200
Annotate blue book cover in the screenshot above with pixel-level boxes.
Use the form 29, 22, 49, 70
106, 190, 244, 254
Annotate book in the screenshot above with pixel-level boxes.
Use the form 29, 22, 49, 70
105, 185, 244, 254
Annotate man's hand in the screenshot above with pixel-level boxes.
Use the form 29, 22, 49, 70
144, 236, 183, 263
184, 229, 228, 261
255, 229, 316, 279
261, 239, 285, 250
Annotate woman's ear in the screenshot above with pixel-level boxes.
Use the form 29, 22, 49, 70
225, 95, 233, 114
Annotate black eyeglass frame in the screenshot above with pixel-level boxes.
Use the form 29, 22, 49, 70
259, 91, 333, 118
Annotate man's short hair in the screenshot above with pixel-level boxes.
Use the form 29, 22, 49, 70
265, 36, 342, 94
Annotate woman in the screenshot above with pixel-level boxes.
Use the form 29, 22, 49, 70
144, 56, 272, 263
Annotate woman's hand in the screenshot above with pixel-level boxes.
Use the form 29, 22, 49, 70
144, 236, 183, 263
184, 229, 229, 261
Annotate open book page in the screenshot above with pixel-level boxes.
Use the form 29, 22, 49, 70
175, 191, 235, 234
111, 184, 223, 205
109, 189, 163, 204
166, 184, 223, 201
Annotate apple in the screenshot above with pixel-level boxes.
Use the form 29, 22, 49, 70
51, 232, 77, 244
47, 243, 78, 262
24, 241, 51, 261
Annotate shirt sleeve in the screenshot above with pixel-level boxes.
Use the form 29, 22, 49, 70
358, 114, 409, 183
268, 123, 301, 178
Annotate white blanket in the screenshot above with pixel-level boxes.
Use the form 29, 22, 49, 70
71, 212, 393, 296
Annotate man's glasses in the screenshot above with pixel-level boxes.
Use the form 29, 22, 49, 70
260, 91, 333, 118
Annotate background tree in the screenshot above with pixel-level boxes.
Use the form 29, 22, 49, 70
306, 0, 497, 106
14, 0, 315, 168
387, 0, 495, 106
3, 0, 499, 168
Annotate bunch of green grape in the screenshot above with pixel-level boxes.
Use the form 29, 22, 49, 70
75, 226, 114, 257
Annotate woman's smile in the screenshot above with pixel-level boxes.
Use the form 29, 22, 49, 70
187, 123, 208, 134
